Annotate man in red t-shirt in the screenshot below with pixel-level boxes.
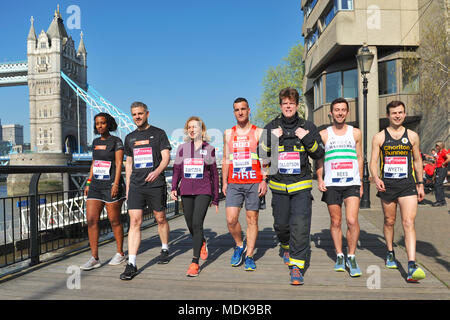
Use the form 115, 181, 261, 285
432, 141, 449, 207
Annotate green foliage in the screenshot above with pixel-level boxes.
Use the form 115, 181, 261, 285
254, 42, 306, 126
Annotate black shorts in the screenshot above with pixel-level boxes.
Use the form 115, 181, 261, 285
321, 185, 360, 206
376, 180, 417, 203
127, 185, 167, 211
87, 185, 126, 203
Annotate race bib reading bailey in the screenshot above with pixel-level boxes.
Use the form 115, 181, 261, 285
278, 152, 301, 174
384, 156, 407, 179
331, 161, 354, 181
93, 160, 111, 180
184, 158, 204, 179
134, 147, 153, 169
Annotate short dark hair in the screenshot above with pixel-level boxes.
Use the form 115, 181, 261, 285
279, 87, 299, 105
233, 97, 249, 107
130, 101, 148, 111
386, 100, 406, 115
330, 97, 349, 112
93, 112, 118, 134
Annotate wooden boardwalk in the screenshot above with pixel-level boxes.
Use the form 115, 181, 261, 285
0, 182, 449, 300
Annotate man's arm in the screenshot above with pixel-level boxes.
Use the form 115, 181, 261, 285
354, 128, 364, 197
410, 131, 424, 201
316, 129, 327, 192
125, 155, 133, 198
369, 132, 385, 192
297, 121, 325, 160
145, 149, 170, 182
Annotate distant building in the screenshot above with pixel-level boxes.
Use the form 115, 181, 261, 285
2, 124, 24, 146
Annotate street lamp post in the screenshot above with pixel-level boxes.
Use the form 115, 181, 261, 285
356, 43, 374, 209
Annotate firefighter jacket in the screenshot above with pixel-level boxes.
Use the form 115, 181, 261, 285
260, 113, 324, 194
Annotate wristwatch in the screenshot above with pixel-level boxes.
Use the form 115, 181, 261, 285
416, 181, 424, 185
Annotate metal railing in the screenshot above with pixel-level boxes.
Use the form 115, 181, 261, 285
0, 165, 184, 272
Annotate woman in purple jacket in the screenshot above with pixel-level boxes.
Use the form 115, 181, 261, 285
170, 116, 219, 277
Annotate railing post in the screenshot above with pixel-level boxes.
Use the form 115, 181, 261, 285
29, 173, 41, 266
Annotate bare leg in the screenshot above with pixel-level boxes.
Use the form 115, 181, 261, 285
381, 200, 398, 252
245, 210, 259, 257
105, 200, 124, 255
226, 207, 243, 247
328, 204, 343, 254
397, 195, 418, 261
86, 199, 105, 259
343, 197, 360, 255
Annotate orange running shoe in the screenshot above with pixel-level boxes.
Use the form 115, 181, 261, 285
186, 263, 199, 277
200, 241, 208, 261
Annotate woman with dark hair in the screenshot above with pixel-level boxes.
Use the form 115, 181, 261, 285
170, 116, 219, 277
81, 113, 126, 270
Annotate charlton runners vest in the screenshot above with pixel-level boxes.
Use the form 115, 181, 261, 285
227, 125, 262, 184
324, 125, 361, 187
380, 128, 416, 183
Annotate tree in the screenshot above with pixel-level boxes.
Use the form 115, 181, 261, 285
253, 42, 305, 126
402, 2, 449, 148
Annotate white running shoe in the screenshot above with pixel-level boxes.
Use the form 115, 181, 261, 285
108, 253, 126, 266
80, 256, 101, 270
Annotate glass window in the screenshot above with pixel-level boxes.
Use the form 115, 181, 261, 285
314, 76, 323, 109
343, 69, 358, 98
326, 72, 342, 102
306, 28, 319, 51
335, 0, 353, 10
402, 59, 419, 93
379, 60, 397, 95
322, 5, 337, 29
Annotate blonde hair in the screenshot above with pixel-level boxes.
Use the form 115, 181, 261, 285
184, 116, 209, 142
435, 141, 445, 149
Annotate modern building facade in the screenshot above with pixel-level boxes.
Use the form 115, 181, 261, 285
27, 7, 88, 153
301, 0, 449, 156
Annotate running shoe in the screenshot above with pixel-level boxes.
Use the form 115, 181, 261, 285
244, 256, 256, 271
279, 247, 290, 265
186, 263, 199, 277
108, 253, 126, 266
346, 256, 362, 277
385, 252, 398, 269
80, 256, 101, 271
200, 240, 208, 261
119, 263, 138, 280
158, 249, 170, 264
230, 243, 247, 267
289, 265, 304, 285
334, 255, 345, 272
407, 263, 426, 282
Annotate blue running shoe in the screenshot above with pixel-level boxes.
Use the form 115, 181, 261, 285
346, 256, 362, 277
289, 265, 304, 285
334, 255, 345, 272
407, 263, 426, 282
279, 247, 290, 265
244, 256, 256, 271
385, 252, 398, 269
230, 243, 247, 267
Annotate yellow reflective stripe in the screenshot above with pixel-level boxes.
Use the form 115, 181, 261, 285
308, 141, 318, 153
260, 142, 271, 152
288, 258, 305, 269
278, 145, 285, 152
294, 146, 305, 152
280, 244, 290, 250
268, 180, 286, 191
286, 180, 313, 193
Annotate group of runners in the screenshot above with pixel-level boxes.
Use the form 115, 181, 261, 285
79, 87, 447, 285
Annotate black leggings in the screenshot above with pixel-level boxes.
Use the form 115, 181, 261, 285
181, 194, 211, 259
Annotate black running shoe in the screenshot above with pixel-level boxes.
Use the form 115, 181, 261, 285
120, 263, 138, 280
158, 249, 170, 264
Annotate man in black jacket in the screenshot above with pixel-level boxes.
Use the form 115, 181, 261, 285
260, 87, 324, 285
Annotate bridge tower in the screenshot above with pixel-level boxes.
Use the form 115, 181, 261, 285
27, 6, 87, 153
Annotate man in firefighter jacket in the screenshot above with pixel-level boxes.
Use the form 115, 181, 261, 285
260, 87, 324, 285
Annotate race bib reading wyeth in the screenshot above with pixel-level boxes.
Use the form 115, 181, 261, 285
384, 156, 408, 179
93, 160, 111, 180
278, 152, 301, 174
134, 147, 153, 169
184, 158, 204, 179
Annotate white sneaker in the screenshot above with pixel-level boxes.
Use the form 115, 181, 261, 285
80, 256, 101, 270
108, 253, 126, 266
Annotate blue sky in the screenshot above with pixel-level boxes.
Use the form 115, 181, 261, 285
0, 0, 304, 146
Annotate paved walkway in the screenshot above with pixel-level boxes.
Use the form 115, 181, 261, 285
0, 182, 448, 300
